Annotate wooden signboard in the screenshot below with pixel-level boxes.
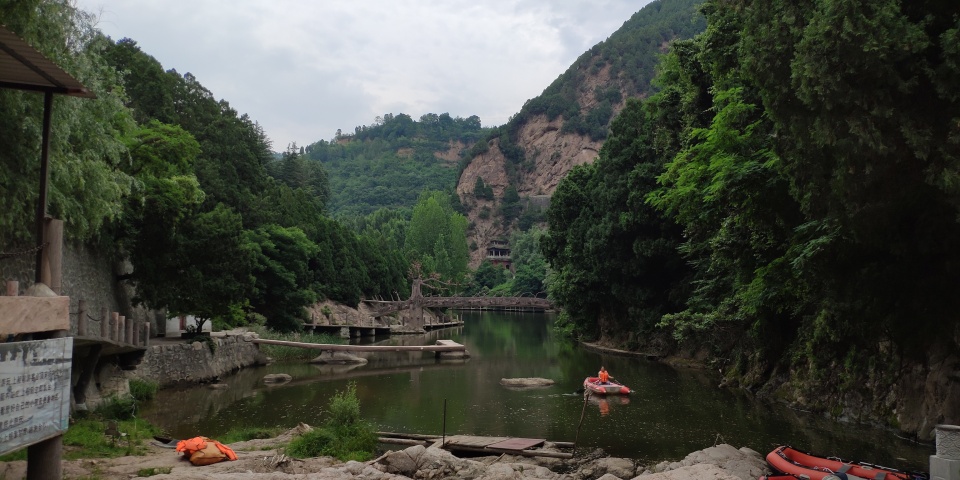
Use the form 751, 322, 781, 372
0, 337, 73, 456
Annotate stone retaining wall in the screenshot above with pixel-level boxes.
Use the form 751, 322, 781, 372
1, 240, 164, 335
130, 331, 268, 388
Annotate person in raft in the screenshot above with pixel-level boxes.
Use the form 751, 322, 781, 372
598, 366, 610, 384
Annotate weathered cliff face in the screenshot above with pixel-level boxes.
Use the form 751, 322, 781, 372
434, 140, 466, 164
456, 63, 630, 266
891, 346, 960, 439
456, 141, 511, 266
456, 118, 611, 266
513, 65, 620, 196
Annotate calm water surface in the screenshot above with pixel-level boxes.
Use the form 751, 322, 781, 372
141, 311, 932, 471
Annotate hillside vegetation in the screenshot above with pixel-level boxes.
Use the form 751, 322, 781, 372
305, 113, 491, 217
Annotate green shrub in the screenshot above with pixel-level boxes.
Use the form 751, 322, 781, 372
94, 395, 138, 421
129, 379, 159, 402
286, 383, 377, 461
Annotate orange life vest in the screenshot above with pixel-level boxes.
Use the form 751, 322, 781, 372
175, 436, 238, 466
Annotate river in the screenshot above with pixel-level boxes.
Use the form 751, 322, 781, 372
140, 310, 933, 472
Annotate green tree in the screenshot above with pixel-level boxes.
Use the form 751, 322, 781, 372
470, 260, 510, 293
131, 203, 253, 329
508, 227, 548, 296
542, 98, 689, 341
246, 225, 318, 332
405, 191, 469, 282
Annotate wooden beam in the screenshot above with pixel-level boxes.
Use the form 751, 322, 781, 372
377, 432, 441, 441
0, 296, 69, 334
378, 437, 432, 447
248, 338, 466, 352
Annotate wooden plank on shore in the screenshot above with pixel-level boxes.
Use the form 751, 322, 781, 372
486, 438, 545, 450
378, 431, 573, 459
443, 435, 509, 448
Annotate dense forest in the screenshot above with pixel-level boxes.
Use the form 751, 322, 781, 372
543, 0, 960, 419
305, 113, 490, 217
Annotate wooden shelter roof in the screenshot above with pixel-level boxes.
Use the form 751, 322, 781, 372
0, 24, 94, 98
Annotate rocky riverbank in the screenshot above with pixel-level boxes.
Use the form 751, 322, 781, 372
0, 425, 772, 480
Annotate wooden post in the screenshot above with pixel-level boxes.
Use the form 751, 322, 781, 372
5, 280, 18, 296
111, 312, 119, 342
40, 217, 63, 295
100, 306, 108, 339
77, 299, 87, 336
123, 315, 131, 344
32, 91, 53, 287
143, 321, 150, 347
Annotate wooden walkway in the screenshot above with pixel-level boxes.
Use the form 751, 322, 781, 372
377, 432, 573, 459
247, 338, 469, 357
303, 323, 391, 337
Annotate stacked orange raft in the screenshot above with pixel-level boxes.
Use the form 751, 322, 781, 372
763, 445, 928, 480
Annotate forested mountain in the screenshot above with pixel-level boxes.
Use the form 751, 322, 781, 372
544, 0, 960, 438
455, 0, 706, 265
304, 113, 490, 217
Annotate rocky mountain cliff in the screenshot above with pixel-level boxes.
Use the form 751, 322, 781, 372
456, 0, 705, 266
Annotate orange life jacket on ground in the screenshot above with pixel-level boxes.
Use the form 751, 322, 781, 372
175, 436, 238, 466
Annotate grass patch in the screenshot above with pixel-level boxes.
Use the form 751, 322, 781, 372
63, 417, 161, 459
249, 326, 344, 361
0, 384, 165, 462
217, 426, 285, 444
286, 382, 377, 461
137, 466, 173, 476
0, 448, 27, 461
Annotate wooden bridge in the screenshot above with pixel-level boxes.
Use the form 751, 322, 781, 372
366, 295, 552, 316
365, 277, 553, 319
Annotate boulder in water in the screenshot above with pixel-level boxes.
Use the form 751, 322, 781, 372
499, 377, 555, 388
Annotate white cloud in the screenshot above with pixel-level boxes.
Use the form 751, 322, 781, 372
76, 0, 649, 150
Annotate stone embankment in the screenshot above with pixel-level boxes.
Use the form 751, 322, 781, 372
74, 330, 267, 410
132, 330, 268, 387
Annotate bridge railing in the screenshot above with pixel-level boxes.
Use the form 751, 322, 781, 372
72, 298, 149, 348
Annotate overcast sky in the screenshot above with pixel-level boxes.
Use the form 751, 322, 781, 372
73, 1, 650, 151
